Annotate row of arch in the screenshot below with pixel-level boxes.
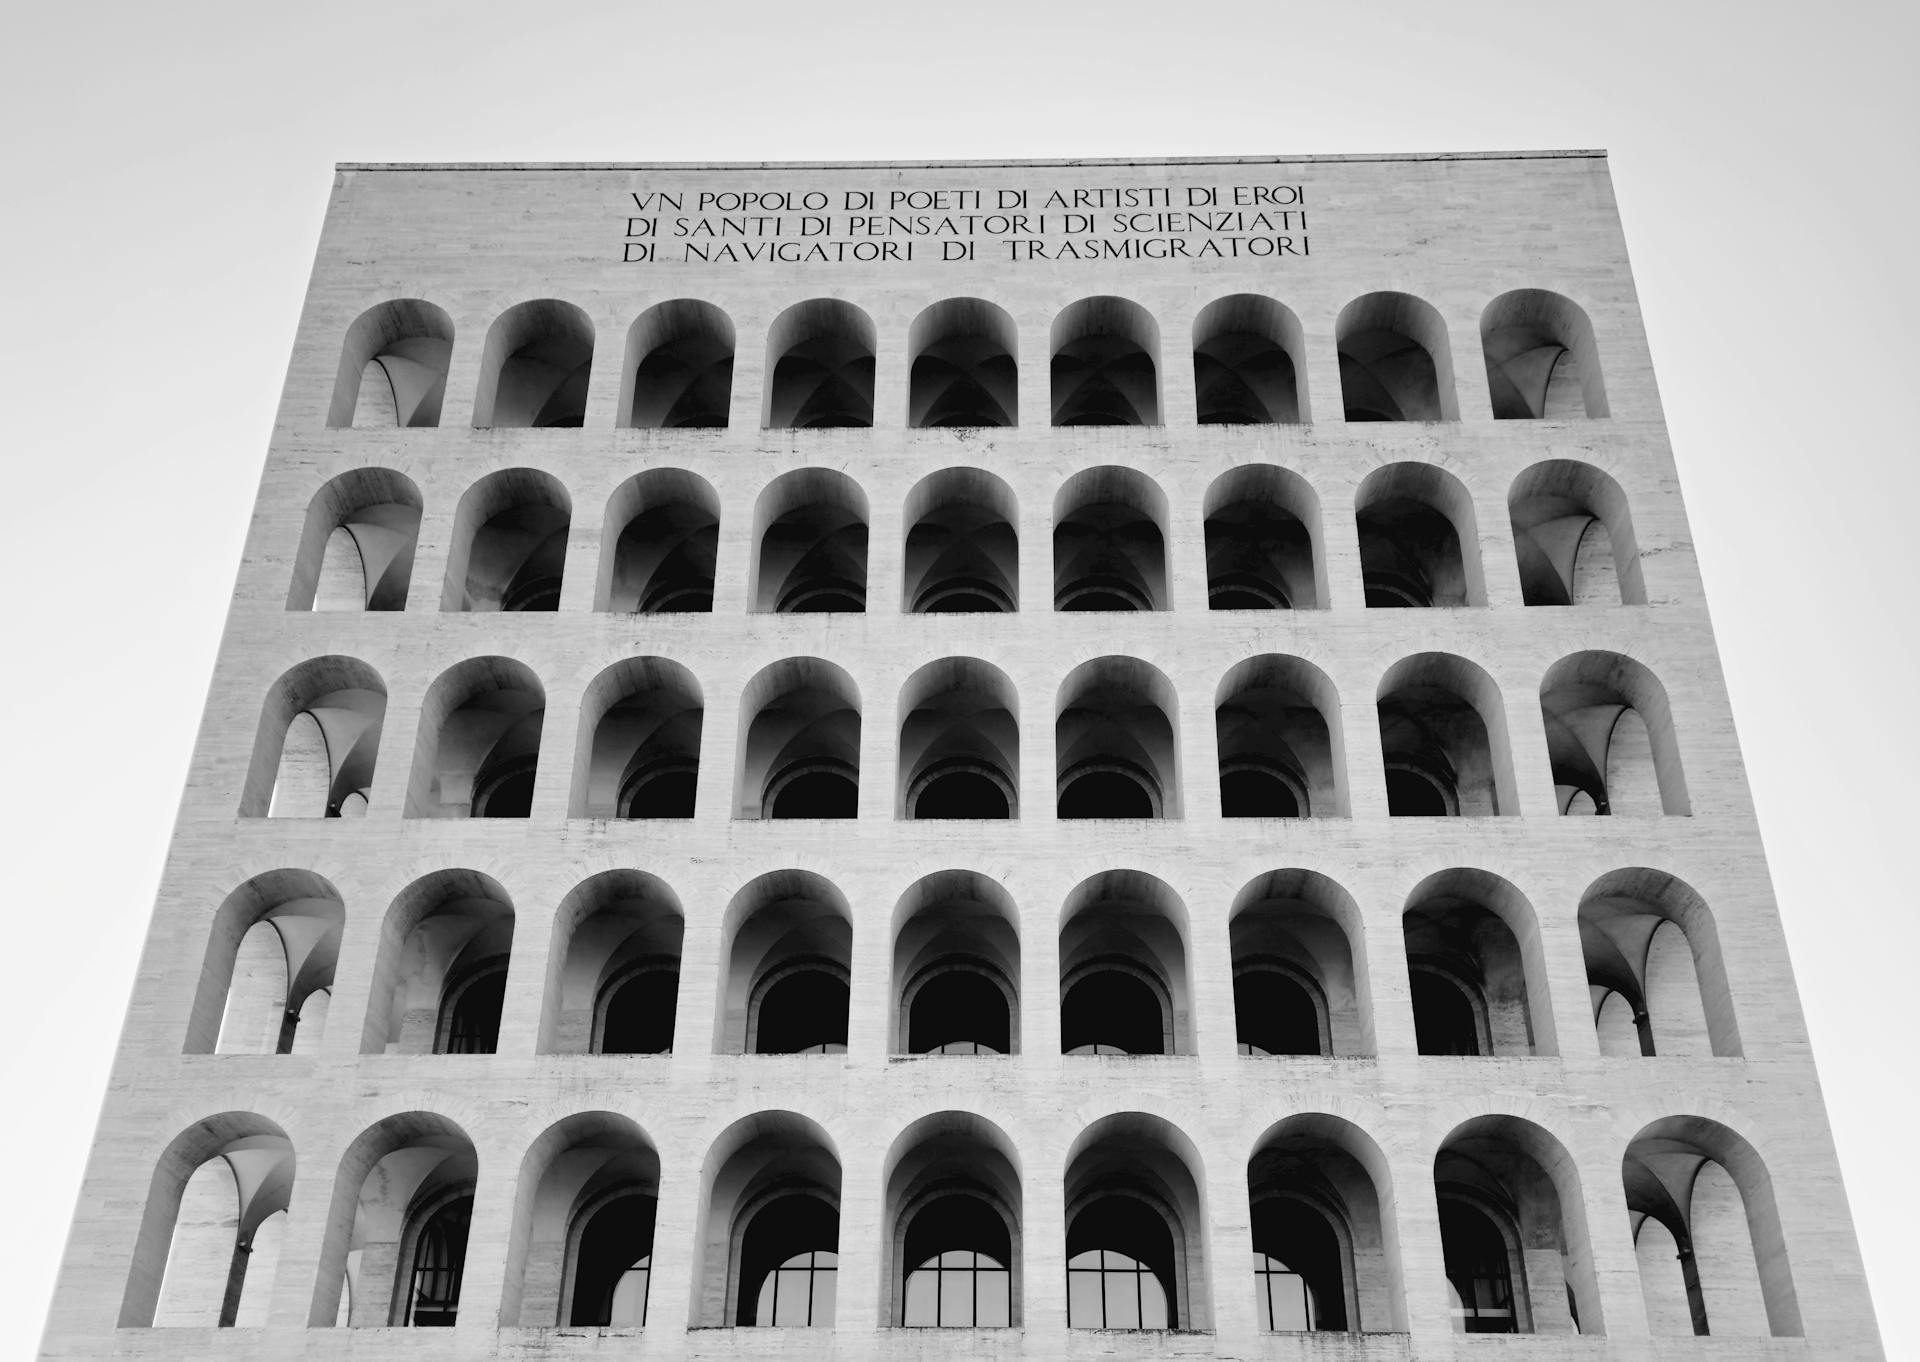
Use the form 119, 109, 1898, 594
133, 1106, 1791, 1338
253, 648, 1688, 823
194, 864, 1740, 1065
332, 289, 1607, 430
293, 459, 1644, 615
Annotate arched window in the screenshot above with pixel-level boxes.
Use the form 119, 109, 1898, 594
288, 468, 422, 611
1250, 1197, 1346, 1330
1062, 966, 1167, 1055
1355, 463, 1481, 608
406, 657, 545, 818
903, 1195, 1013, 1326
538, 870, 684, 1056
1051, 296, 1160, 425
1337, 291, 1456, 422
597, 963, 679, 1054
1234, 967, 1326, 1056
1058, 871, 1191, 1055
1216, 655, 1343, 818
1192, 293, 1305, 423
329, 299, 453, 428
741, 1196, 839, 1325
442, 468, 571, 612
597, 468, 720, 613
570, 1194, 656, 1325
764, 299, 875, 428
898, 657, 1018, 819
363, 870, 515, 1055
473, 299, 594, 428
573, 657, 703, 819
752, 961, 850, 1053
751, 468, 869, 613
1579, 869, 1740, 1058
1440, 1200, 1516, 1333
1377, 653, 1513, 817
736, 658, 862, 819
1054, 466, 1169, 611
436, 958, 507, 1054
1541, 651, 1690, 816
719, 872, 853, 1055
909, 298, 1018, 426
188, 871, 343, 1055
1481, 290, 1607, 420
1056, 657, 1181, 819
1404, 869, 1554, 1057
403, 1193, 473, 1326
1067, 1199, 1175, 1328
244, 657, 385, 818
1508, 459, 1644, 605
902, 467, 1018, 613
907, 965, 1011, 1054
1203, 465, 1322, 609
621, 299, 733, 428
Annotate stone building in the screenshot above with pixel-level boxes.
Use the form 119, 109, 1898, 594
38, 151, 1885, 1359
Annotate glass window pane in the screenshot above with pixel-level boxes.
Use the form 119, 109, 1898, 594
772, 1267, 811, 1325
1068, 1269, 1104, 1327
1103, 1271, 1142, 1329
1139, 1270, 1170, 1328
904, 1268, 938, 1326
977, 1268, 1012, 1327
810, 1264, 837, 1326
609, 1264, 649, 1326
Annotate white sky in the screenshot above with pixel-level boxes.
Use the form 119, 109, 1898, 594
3, 1, 1913, 1354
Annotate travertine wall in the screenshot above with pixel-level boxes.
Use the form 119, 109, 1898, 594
40, 152, 1885, 1359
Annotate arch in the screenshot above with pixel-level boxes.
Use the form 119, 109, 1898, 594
361, 869, 515, 1054
885, 1112, 1023, 1326
898, 657, 1019, 819
1434, 1115, 1601, 1335
1059, 871, 1192, 1055
892, 870, 1021, 1055
692, 1111, 841, 1327
717, 870, 853, 1054
329, 299, 453, 428
1355, 462, 1482, 608
750, 467, 869, 613
1230, 871, 1373, 1056
502, 1111, 660, 1325
1623, 1116, 1799, 1336
441, 467, 572, 612
287, 467, 422, 611
1064, 1113, 1209, 1328
242, 656, 385, 818
308, 1112, 477, 1326
1053, 464, 1169, 610
1203, 464, 1324, 610
596, 468, 721, 612
1215, 655, 1345, 818
1051, 295, 1161, 425
1337, 291, 1457, 421
571, 656, 704, 818
1056, 655, 1181, 818
1404, 868, 1556, 1057
473, 299, 594, 428
121, 1113, 294, 1327
1509, 460, 1645, 605
1541, 651, 1689, 815
909, 297, 1018, 427
1578, 868, 1741, 1056
735, 657, 862, 819
539, 870, 685, 1054
620, 299, 734, 428
405, 656, 546, 818
186, 870, 344, 1054
1481, 290, 1608, 420
1376, 652, 1516, 816
902, 466, 1019, 613
764, 298, 875, 428
1192, 293, 1305, 423
1247, 1114, 1402, 1331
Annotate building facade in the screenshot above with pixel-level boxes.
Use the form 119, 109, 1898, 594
40, 151, 1884, 1359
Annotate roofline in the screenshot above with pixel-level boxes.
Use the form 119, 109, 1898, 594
334, 149, 1609, 173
